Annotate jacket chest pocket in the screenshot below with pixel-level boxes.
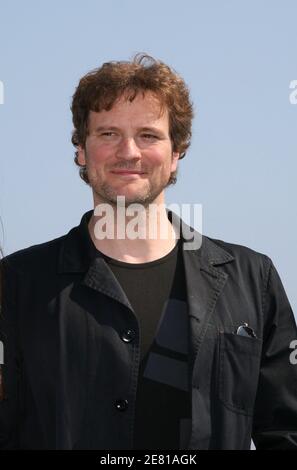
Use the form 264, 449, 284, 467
218, 332, 262, 415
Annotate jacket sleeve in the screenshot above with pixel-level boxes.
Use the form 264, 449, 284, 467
252, 257, 297, 449
0, 258, 21, 449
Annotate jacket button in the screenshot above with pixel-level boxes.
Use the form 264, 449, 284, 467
121, 329, 136, 343
115, 399, 128, 411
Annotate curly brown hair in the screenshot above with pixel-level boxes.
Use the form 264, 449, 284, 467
71, 53, 194, 186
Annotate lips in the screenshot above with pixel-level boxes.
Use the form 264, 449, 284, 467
111, 170, 146, 174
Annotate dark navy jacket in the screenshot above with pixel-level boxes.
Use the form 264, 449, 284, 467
1, 210, 297, 449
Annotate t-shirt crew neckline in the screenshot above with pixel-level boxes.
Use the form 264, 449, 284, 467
96, 238, 181, 269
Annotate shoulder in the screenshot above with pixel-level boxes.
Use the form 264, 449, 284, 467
1, 234, 67, 275
202, 235, 273, 281
207, 236, 270, 260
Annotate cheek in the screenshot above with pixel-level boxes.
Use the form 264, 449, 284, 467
149, 155, 164, 167
86, 143, 111, 165
146, 147, 172, 167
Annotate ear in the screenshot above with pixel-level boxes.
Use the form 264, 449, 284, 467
77, 145, 86, 166
171, 151, 180, 172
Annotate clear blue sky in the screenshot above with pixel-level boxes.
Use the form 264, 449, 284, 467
0, 0, 296, 317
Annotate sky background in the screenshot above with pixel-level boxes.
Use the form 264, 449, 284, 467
0, 0, 296, 323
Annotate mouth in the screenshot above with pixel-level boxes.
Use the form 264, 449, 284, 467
110, 170, 146, 176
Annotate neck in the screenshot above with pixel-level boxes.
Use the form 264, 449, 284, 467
88, 199, 178, 263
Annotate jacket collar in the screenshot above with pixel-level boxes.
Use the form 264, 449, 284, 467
58, 208, 235, 274
58, 208, 235, 318
58, 210, 97, 274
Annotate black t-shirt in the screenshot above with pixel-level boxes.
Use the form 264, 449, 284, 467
99, 239, 191, 450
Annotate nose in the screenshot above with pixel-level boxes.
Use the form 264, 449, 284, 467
115, 137, 141, 160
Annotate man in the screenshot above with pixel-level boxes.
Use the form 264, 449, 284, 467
1, 54, 297, 450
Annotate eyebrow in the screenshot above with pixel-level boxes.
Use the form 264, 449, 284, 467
93, 126, 166, 135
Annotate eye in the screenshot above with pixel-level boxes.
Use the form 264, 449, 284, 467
97, 131, 119, 141
101, 132, 116, 137
141, 133, 159, 140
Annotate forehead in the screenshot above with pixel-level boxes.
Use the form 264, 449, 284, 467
88, 91, 169, 129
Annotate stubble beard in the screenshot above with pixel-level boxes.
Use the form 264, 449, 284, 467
89, 172, 171, 210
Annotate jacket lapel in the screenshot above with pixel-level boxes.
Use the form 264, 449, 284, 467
176, 217, 235, 450
166, 209, 234, 363
82, 257, 133, 311
183, 236, 235, 371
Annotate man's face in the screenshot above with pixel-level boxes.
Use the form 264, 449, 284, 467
77, 91, 180, 208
